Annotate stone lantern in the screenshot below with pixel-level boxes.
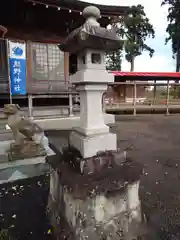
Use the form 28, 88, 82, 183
48, 6, 144, 240
59, 5, 122, 158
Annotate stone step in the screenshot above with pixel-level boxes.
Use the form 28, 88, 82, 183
0, 132, 12, 141
0, 114, 115, 133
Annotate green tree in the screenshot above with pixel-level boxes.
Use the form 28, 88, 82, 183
122, 5, 155, 71
106, 50, 122, 71
106, 5, 155, 71
161, 0, 180, 73
106, 15, 125, 71
170, 86, 180, 98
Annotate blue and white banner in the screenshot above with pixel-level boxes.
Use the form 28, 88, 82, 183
8, 41, 26, 95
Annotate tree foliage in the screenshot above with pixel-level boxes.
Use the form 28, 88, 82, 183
106, 51, 122, 71
160, 85, 180, 98
161, 0, 180, 72
106, 4, 155, 71
122, 5, 155, 71
106, 29, 124, 71
170, 86, 180, 98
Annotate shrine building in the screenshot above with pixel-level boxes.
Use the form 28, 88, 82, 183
0, 0, 128, 107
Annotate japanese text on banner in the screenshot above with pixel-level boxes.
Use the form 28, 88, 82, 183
9, 41, 26, 95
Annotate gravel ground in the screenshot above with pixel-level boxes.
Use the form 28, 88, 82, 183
113, 115, 180, 238
1, 114, 179, 238
46, 115, 180, 238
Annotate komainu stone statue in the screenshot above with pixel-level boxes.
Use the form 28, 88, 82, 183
3, 104, 49, 161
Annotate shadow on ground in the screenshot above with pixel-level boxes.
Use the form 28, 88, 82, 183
46, 115, 180, 239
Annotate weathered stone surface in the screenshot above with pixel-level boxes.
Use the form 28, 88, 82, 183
0, 140, 54, 184
48, 172, 145, 239
49, 146, 128, 174
7, 139, 46, 161
59, 6, 123, 54
47, 150, 142, 199
47, 150, 145, 239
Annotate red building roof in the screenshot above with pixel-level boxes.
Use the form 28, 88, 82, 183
111, 71, 180, 80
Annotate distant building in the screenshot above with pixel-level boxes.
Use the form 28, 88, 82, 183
106, 72, 180, 104
104, 74, 148, 103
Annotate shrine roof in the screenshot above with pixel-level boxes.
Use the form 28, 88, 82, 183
27, 0, 128, 17
0, 0, 128, 41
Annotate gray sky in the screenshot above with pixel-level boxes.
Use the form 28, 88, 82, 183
81, 0, 174, 72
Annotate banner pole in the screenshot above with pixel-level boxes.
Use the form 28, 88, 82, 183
6, 39, 12, 104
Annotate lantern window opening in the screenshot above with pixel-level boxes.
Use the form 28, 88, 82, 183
91, 53, 101, 64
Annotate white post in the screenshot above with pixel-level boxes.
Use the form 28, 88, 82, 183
69, 92, 73, 117
28, 94, 33, 119
133, 81, 137, 116
153, 80, 156, 104
166, 80, 170, 115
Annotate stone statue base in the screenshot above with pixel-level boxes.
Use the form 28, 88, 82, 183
0, 140, 55, 184
7, 139, 46, 161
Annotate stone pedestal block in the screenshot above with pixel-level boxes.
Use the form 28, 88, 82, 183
70, 131, 117, 159
54, 181, 141, 240
47, 152, 146, 240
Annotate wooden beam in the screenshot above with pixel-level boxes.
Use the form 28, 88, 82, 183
64, 52, 69, 84
26, 41, 31, 93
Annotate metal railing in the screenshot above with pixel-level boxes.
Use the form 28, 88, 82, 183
107, 81, 180, 116
27, 92, 77, 119
1, 80, 180, 119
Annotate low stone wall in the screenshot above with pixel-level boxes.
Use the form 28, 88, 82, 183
36, 114, 115, 130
